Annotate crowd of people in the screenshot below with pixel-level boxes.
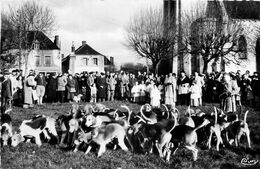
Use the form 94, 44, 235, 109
1, 68, 259, 114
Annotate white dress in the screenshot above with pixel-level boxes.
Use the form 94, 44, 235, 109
164, 76, 177, 105
150, 85, 161, 107
190, 84, 200, 99
131, 85, 140, 97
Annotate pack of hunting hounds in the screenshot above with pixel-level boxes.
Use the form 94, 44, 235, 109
1, 103, 251, 162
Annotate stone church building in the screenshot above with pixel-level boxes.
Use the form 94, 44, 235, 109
162, 0, 260, 75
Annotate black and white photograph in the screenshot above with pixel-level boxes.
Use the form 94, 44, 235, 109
1, 0, 260, 168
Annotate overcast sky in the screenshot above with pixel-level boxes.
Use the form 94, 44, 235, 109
1, 0, 198, 66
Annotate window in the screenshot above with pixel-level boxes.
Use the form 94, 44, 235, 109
238, 36, 247, 59
83, 58, 89, 65
35, 56, 40, 66
33, 40, 40, 50
93, 58, 98, 65
45, 56, 51, 66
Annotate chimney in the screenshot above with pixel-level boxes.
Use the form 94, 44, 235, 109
71, 41, 75, 53
110, 56, 114, 65
82, 41, 86, 46
54, 35, 60, 49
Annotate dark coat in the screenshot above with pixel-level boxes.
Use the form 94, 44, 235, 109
67, 78, 76, 92
1, 79, 12, 101
129, 77, 137, 88
46, 76, 57, 101
35, 75, 47, 86
177, 76, 190, 86
96, 76, 107, 98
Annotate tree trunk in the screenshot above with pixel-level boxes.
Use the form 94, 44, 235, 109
152, 61, 159, 74
203, 60, 209, 74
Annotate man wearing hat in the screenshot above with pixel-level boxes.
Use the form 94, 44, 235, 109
1, 71, 12, 114
96, 72, 107, 102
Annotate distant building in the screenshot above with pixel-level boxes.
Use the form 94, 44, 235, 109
162, 0, 260, 75
1, 30, 61, 75
62, 41, 114, 74
192, 0, 260, 74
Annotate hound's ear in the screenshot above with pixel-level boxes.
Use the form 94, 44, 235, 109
26, 118, 47, 130
19, 135, 25, 142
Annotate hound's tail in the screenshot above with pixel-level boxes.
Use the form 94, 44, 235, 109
168, 113, 178, 133
4, 108, 12, 114
243, 110, 249, 123
139, 105, 154, 124
170, 107, 180, 121
187, 105, 191, 117
214, 107, 218, 125
193, 118, 210, 132
120, 105, 132, 124
112, 109, 119, 120
161, 104, 169, 119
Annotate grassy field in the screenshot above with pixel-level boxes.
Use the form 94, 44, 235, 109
1, 101, 260, 169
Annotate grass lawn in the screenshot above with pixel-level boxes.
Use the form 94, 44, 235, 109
1, 101, 260, 169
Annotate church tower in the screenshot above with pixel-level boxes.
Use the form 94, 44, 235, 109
162, 0, 183, 75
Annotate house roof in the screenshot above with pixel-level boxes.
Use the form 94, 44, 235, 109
63, 43, 113, 65
27, 31, 60, 50
206, 0, 260, 20
1, 30, 59, 51
75, 44, 104, 55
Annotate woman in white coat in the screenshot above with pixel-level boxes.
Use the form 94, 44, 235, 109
164, 73, 177, 108
23, 72, 36, 108
150, 80, 161, 107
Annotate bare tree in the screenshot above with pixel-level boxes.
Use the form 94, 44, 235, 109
181, 1, 257, 73
181, 2, 258, 73
1, 0, 56, 75
184, 19, 245, 73
125, 7, 176, 73
1, 13, 19, 72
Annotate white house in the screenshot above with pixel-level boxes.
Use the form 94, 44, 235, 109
1, 31, 61, 75
27, 32, 61, 75
62, 41, 114, 74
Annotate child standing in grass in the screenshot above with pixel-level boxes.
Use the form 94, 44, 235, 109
90, 83, 97, 103
139, 80, 146, 103
190, 81, 200, 107
150, 80, 161, 107
131, 81, 140, 103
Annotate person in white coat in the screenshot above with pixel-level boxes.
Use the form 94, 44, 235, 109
139, 81, 146, 103
164, 73, 177, 109
150, 80, 161, 107
190, 80, 201, 107
131, 81, 140, 103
